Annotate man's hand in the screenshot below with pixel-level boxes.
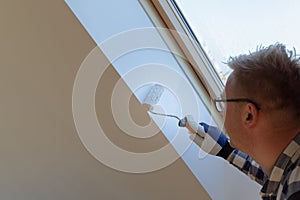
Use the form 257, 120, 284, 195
185, 115, 234, 159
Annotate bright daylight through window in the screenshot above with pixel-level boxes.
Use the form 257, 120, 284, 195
174, 0, 300, 84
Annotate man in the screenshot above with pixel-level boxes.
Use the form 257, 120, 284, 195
185, 43, 300, 200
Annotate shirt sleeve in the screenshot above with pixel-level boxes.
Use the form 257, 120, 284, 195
227, 149, 267, 185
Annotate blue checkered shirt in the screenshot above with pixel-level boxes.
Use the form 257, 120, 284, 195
226, 132, 300, 200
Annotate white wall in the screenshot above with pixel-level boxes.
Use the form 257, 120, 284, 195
65, 0, 261, 199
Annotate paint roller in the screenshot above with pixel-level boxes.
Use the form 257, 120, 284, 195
142, 84, 188, 127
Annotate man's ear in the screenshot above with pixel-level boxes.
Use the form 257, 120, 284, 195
243, 103, 258, 128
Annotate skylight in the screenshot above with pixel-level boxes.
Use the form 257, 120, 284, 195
175, 0, 300, 84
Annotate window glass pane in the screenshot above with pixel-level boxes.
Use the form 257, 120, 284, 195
175, 0, 300, 84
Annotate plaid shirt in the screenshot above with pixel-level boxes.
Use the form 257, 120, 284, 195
226, 132, 300, 200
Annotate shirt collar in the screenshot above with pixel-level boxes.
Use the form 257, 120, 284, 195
260, 132, 300, 197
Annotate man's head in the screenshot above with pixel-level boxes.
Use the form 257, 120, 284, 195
223, 43, 300, 149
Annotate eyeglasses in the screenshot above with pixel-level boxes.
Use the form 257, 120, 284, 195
213, 97, 261, 112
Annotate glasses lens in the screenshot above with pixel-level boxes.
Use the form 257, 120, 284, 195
215, 101, 225, 112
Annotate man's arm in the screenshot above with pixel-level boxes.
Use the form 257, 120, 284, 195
226, 149, 267, 185
186, 119, 267, 185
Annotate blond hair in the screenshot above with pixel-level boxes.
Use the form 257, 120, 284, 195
227, 43, 300, 124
